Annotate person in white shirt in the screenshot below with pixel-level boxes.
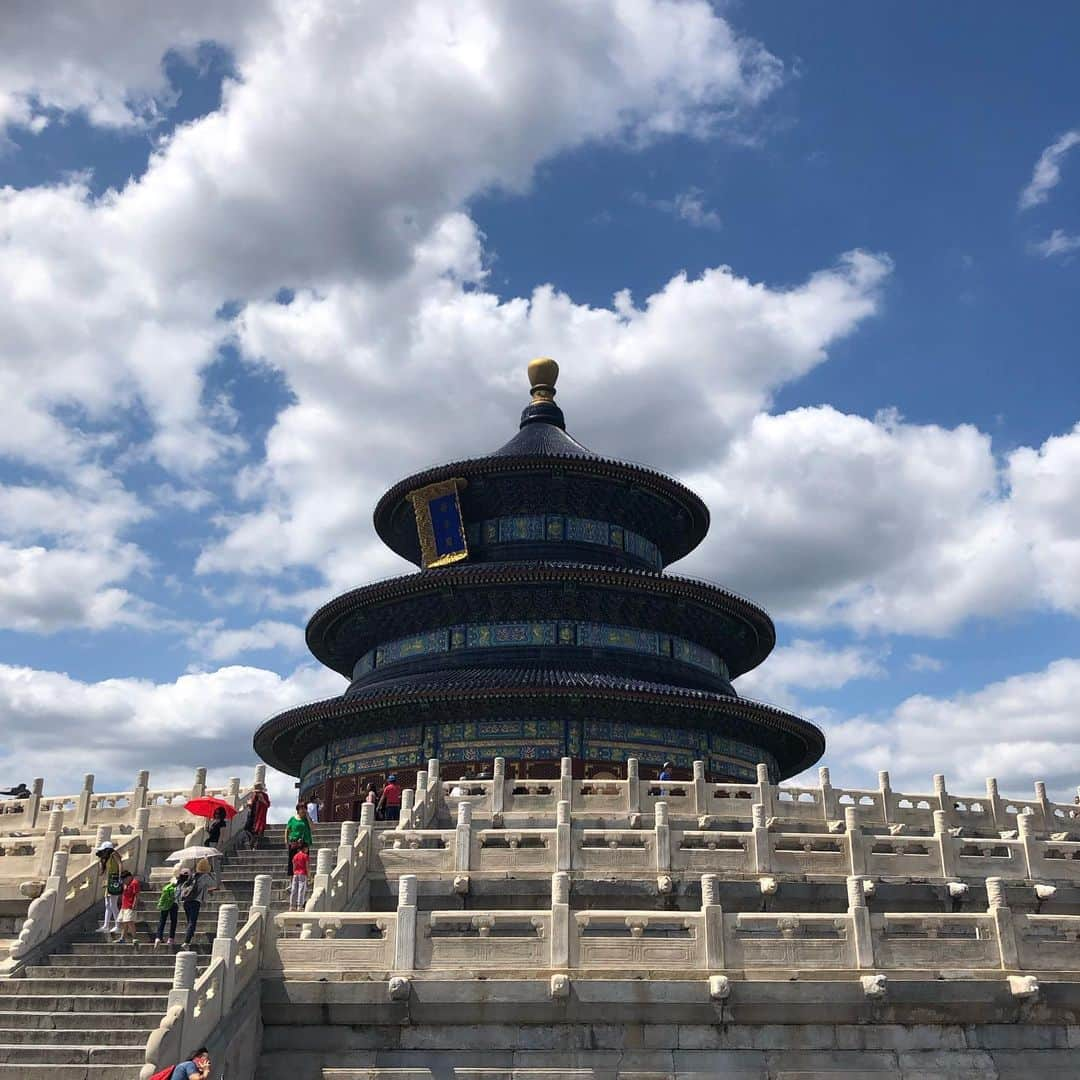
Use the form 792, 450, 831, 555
306, 798, 320, 823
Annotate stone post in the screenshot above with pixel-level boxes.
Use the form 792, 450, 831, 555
94, 824, 112, 850
751, 803, 771, 873
339, 820, 359, 889
986, 877, 1019, 969
190, 767, 207, 800
169, 948, 198, 1049
654, 801, 671, 872
934, 810, 956, 879
455, 802, 472, 874
252, 873, 275, 968
878, 770, 893, 826
1034, 781, 1051, 832
251, 874, 273, 918
213, 903, 239, 1004
756, 763, 774, 818
37, 809, 63, 877
933, 774, 949, 818
819, 766, 838, 821
559, 757, 573, 810
427, 758, 441, 820
491, 757, 506, 816
399, 788, 415, 830
47, 850, 70, 934
313, 847, 335, 914
359, 802, 375, 870
626, 758, 641, 815
847, 876, 874, 968
131, 770, 150, 818
845, 806, 867, 877
133, 807, 151, 878
415, 770, 428, 826
76, 774, 94, 828
253, 764, 267, 789
227, 776, 241, 807
692, 761, 706, 816
1017, 811, 1038, 879
551, 871, 570, 968
26, 777, 43, 828
701, 873, 724, 969
556, 800, 571, 871
394, 874, 418, 971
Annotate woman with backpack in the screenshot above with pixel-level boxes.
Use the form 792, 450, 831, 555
154, 870, 186, 947
179, 859, 215, 949
94, 840, 123, 935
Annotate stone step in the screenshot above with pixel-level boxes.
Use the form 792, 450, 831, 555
0, 995, 167, 1014
0, 1027, 152, 1046
0, 1067, 134, 1079
0, 1044, 144, 1065
0, 1011, 163, 1031
39, 951, 208, 969
0, 977, 171, 996
27, 963, 201, 979
66, 941, 212, 956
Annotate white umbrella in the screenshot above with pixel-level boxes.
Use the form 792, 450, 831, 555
165, 846, 223, 862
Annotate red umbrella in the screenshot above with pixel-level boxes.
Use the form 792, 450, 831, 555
184, 796, 238, 819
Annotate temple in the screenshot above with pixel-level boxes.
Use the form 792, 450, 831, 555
255, 359, 824, 818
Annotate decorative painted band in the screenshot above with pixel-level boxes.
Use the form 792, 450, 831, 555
353, 620, 729, 681
464, 514, 662, 569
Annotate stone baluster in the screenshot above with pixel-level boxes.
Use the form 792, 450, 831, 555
227, 776, 241, 806
213, 903, 239, 1003
251, 874, 273, 918
455, 802, 472, 874
1034, 781, 1051, 832
701, 873, 724, 969
26, 778, 44, 828
933, 774, 950, 819
131, 771, 150, 819
427, 758, 441, 820
253, 763, 267, 789
398, 789, 415, 829
878, 771, 893, 826
845, 806, 867, 877
94, 824, 113, 850
756, 764, 775, 818
654, 801, 671, 871
559, 757, 573, 810
339, 820, 359, 886
414, 770, 428, 826
986, 877, 1019, 968
394, 874, 418, 971
491, 757, 506, 816
819, 766, 838, 821
76, 774, 95, 828
252, 874, 275, 968
933, 810, 956, 879
556, 800, 571, 872
133, 807, 151, 877
751, 804, 771, 874
47, 850, 70, 934
846, 876, 874, 968
692, 761, 706, 815
190, 767, 207, 800
1017, 811, 1038, 879
626, 758, 641, 815
985, 777, 1004, 830
37, 809, 64, 877
169, 948, 198, 1042
551, 871, 570, 969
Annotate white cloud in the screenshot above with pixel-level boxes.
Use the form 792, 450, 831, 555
636, 186, 723, 230
908, 653, 944, 673
826, 657, 1080, 800
1019, 129, 1080, 210
189, 619, 305, 662
1033, 228, 1080, 258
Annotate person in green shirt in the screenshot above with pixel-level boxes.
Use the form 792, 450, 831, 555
286, 803, 312, 877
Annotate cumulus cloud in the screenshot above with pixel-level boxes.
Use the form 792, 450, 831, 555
1019, 129, 1080, 210
189, 619, 305, 662
826, 658, 1080, 800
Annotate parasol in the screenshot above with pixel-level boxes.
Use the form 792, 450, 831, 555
165, 846, 223, 862
184, 796, 238, 819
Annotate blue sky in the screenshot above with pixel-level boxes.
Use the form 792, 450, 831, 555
1, 2, 1078, 806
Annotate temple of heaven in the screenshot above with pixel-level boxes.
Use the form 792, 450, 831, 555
254, 359, 824, 820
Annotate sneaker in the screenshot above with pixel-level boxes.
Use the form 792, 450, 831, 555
96, 925, 110, 933
153, 938, 161, 947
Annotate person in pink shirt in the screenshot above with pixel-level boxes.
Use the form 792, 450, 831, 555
116, 870, 141, 945
289, 842, 310, 911
378, 774, 402, 821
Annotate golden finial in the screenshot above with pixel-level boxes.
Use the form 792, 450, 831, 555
528, 357, 559, 404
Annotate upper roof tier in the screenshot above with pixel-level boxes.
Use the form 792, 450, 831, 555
374, 359, 711, 570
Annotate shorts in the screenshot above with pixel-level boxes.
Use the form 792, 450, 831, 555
117, 908, 137, 924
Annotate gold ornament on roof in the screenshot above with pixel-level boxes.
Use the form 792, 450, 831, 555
528, 357, 559, 405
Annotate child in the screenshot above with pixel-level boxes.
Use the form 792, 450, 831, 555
289, 841, 309, 911
154, 871, 185, 947
116, 870, 141, 945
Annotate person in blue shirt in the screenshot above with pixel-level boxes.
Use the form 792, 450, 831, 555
170, 1048, 210, 1079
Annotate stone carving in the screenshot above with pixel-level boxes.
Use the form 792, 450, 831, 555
550, 973, 570, 998
861, 974, 888, 997
708, 974, 731, 999
1008, 974, 1039, 999
388, 976, 411, 1000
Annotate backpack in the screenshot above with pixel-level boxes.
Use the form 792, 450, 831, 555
158, 881, 178, 911
179, 875, 198, 903
148, 1067, 174, 1080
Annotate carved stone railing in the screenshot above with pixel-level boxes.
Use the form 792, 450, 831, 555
267, 871, 1080, 980
421, 757, 1080, 839
140, 876, 274, 1080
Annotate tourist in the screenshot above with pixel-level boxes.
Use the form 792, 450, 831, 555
205, 806, 228, 847
115, 870, 141, 945
179, 858, 215, 949
306, 795, 320, 823
363, 783, 379, 816
0, 782, 30, 799
378, 773, 402, 821
154, 870, 185, 947
285, 803, 313, 876
289, 841, 310, 911
166, 1047, 211, 1079
244, 783, 271, 849
95, 840, 123, 934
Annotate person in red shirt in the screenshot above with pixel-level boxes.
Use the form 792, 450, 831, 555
378, 774, 402, 821
116, 870, 141, 945
289, 842, 310, 911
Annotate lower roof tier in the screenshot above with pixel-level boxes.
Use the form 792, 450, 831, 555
254, 666, 824, 781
